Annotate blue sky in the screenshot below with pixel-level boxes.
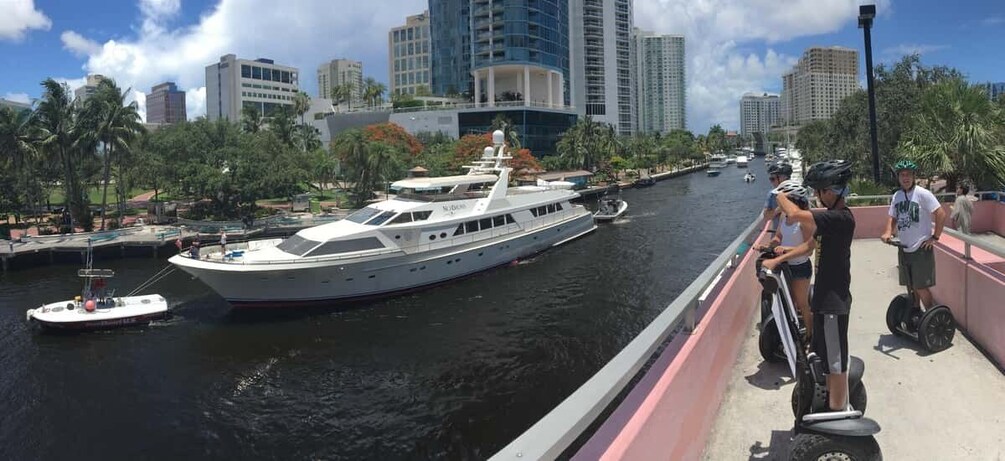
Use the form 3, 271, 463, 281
1, 0, 1003, 131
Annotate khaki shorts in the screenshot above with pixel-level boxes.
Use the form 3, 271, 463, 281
898, 247, 936, 289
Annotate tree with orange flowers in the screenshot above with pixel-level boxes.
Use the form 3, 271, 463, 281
509, 148, 542, 177
364, 122, 424, 156
452, 133, 493, 173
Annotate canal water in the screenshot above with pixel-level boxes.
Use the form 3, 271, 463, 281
0, 162, 768, 460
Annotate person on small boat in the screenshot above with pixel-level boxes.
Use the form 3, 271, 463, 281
190, 239, 201, 259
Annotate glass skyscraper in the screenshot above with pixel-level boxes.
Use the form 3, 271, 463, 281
430, 0, 570, 104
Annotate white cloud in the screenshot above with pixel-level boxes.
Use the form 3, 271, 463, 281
3, 92, 31, 104
61, 31, 103, 57
980, 16, 1004, 26
64, 0, 420, 121
0, 0, 50, 41
54, 76, 89, 94
634, 0, 891, 131
61, 0, 887, 129
882, 43, 950, 57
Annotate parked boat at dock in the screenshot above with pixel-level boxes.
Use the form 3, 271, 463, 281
169, 131, 597, 307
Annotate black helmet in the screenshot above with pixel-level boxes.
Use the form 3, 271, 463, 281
804, 160, 853, 190
767, 162, 793, 177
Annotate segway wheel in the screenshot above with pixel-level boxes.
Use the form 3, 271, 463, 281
920, 305, 956, 353
789, 433, 881, 461
791, 380, 868, 418
886, 294, 910, 336
759, 316, 785, 363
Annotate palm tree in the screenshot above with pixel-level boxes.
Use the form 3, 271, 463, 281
898, 78, 1005, 191
293, 91, 311, 126
269, 106, 297, 147
35, 79, 89, 231
241, 105, 263, 133
80, 79, 143, 229
331, 82, 355, 112
489, 114, 521, 150
362, 77, 383, 109
0, 106, 41, 221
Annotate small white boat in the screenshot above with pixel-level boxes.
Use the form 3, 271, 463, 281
736, 156, 749, 168
26, 240, 168, 330
744, 172, 756, 183
594, 197, 628, 222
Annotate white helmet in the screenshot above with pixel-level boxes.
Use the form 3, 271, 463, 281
772, 180, 811, 202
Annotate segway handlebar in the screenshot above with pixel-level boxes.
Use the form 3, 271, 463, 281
884, 237, 907, 249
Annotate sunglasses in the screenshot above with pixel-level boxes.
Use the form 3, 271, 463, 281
769, 176, 780, 182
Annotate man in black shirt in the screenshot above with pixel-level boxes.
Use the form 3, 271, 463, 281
773, 160, 855, 412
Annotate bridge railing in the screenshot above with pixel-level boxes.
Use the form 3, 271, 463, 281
491, 216, 765, 460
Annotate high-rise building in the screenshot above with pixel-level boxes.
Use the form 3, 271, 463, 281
429, 0, 471, 97
633, 29, 685, 134
980, 82, 1005, 101
570, 0, 635, 136
739, 93, 780, 137
389, 11, 432, 96
146, 82, 187, 124
0, 98, 31, 113
780, 46, 859, 126
205, 54, 299, 121
74, 74, 108, 106
317, 59, 364, 106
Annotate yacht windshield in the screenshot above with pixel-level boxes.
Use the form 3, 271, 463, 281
345, 207, 382, 224
276, 235, 321, 256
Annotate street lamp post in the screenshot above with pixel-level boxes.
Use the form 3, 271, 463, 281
859, 4, 881, 183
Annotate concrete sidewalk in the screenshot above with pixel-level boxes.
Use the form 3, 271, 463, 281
703, 239, 1005, 460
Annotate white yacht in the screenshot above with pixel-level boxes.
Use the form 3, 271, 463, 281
169, 131, 596, 307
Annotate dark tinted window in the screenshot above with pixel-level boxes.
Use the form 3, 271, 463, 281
466, 221, 479, 233
506, 214, 516, 224
252, 66, 261, 79
413, 210, 432, 221
345, 207, 382, 224
479, 218, 492, 230
493, 216, 505, 227
537, 206, 547, 216
241, 65, 251, 78
366, 211, 397, 226
556, 203, 563, 211
276, 234, 321, 256
530, 208, 538, 217
307, 237, 385, 256
547, 204, 556, 213
389, 213, 413, 224
454, 224, 465, 236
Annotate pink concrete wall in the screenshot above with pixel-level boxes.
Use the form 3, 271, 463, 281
994, 202, 1005, 237
965, 263, 1005, 368
931, 247, 969, 330
578, 238, 762, 460
969, 201, 996, 234
850, 206, 889, 239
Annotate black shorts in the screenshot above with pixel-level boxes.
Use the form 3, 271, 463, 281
788, 260, 813, 280
812, 313, 849, 373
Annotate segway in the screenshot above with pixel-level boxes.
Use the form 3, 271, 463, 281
755, 245, 804, 364
757, 260, 881, 460
884, 238, 956, 352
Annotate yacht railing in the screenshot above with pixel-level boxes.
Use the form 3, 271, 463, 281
491, 216, 765, 460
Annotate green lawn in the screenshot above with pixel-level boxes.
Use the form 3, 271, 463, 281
47, 186, 149, 206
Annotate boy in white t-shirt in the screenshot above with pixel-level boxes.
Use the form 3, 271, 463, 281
881, 160, 946, 312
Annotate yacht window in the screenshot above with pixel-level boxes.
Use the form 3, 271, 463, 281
530, 208, 538, 217
345, 207, 382, 224
537, 206, 547, 216
276, 235, 322, 256
506, 214, 516, 224
556, 203, 563, 211
454, 224, 465, 236
466, 221, 479, 233
492, 216, 505, 227
307, 237, 385, 256
547, 204, 556, 213
412, 210, 432, 221
366, 211, 397, 226
479, 218, 492, 230
389, 213, 413, 224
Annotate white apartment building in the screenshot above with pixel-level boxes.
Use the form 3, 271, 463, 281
571, 0, 635, 136
205, 54, 299, 121
633, 29, 686, 133
318, 59, 364, 107
739, 92, 780, 136
389, 11, 431, 96
781, 46, 859, 126
74, 74, 108, 106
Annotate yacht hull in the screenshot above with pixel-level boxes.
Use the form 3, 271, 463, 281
171, 213, 596, 307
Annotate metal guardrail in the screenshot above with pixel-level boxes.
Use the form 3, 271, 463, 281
943, 227, 1005, 260
491, 216, 765, 460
